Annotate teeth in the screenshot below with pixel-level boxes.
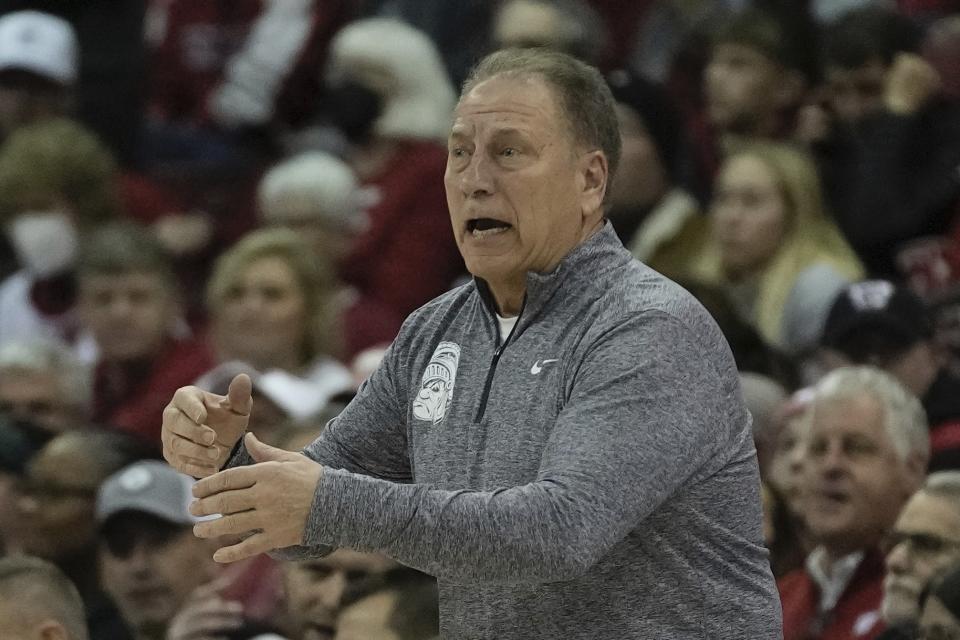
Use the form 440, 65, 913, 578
472, 226, 509, 238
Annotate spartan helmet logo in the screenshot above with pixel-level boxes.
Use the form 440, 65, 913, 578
413, 342, 461, 424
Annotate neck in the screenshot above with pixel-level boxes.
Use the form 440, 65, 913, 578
490, 278, 526, 317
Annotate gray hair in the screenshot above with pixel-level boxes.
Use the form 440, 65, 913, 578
0, 339, 91, 411
0, 555, 89, 640
814, 366, 929, 462
461, 47, 622, 186
922, 471, 960, 510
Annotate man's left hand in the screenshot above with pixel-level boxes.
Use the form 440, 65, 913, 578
190, 432, 324, 563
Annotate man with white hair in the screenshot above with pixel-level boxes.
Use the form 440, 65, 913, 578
880, 472, 960, 636
0, 555, 89, 640
780, 366, 929, 640
0, 339, 91, 437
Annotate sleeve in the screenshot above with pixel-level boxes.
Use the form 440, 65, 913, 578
300, 311, 738, 584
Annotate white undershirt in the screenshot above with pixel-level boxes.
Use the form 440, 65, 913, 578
497, 314, 518, 345
806, 546, 865, 615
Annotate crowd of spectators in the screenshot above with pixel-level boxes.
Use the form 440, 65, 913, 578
1, 0, 960, 638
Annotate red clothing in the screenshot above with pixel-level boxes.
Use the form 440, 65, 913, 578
93, 337, 214, 446
339, 140, 465, 356
779, 549, 886, 640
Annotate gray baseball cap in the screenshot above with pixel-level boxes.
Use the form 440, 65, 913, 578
96, 460, 201, 526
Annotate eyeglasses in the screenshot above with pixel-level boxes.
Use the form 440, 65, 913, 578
881, 530, 960, 557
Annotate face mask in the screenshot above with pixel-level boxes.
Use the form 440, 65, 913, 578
324, 80, 384, 144
7, 210, 79, 277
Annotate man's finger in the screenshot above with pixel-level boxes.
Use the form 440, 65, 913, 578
193, 466, 258, 499
165, 405, 216, 446
194, 510, 260, 539
190, 487, 257, 517
212, 532, 273, 563
223, 374, 253, 416
172, 386, 211, 424
171, 434, 221, 462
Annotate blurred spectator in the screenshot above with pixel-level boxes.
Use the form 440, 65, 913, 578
880, 472, 960, 635
0, 554, 89, 640
322, 18, 464, 356
687, 142, 864, 354
333, 569, 439, 640
918, 562, 960, 639
16, 429, 147, 639
0, 338, 91, 437
281, 549, 397, 639
764, 387, 816, 520
695, 7, 818, 190
257, 151, 370, 263
145, 0, 352, 148
605, 67, 708, 279
0, 118, 119, 355
923, 14, 960, 102
817, 7, 960, 278
76, 222, 213, 447
779, 367, 929, 640
0, 10, 77, 143
0, 416, 44, 555
198, 229, 353, 438
820, 280, 960, 471
97, 460, 265, 640
256, 151, 394, 359
763, 481, 808, 579
490, 0, 609, 66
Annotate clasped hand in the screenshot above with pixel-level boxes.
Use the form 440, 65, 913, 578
190, 431, 325, 563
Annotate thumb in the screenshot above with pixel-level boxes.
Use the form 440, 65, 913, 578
245, 432, 296, 463
222, 374, 253, 415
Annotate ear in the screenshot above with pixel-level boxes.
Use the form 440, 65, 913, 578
579, 149, 608, 220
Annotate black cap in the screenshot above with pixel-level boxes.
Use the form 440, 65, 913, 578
821, 280, 934, 360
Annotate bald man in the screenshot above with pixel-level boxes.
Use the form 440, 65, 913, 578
0, 554, 89, 640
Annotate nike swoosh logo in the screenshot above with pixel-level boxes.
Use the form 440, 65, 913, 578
530, 359, 559, 375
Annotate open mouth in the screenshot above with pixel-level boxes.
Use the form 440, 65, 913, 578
466, 217, 512, 237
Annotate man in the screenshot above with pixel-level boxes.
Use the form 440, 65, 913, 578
816, 7, 960, 277
819, 280, 960, 471
0, 338, 91, 438
77, 222, 212, 445
779, 367, 929, 640
0, 10, 77, 142
96, 460, 226, 640
0, 555, 89, 640
16, 429, 144, 640
163, 48, 781, 638
880, 471, 960, 636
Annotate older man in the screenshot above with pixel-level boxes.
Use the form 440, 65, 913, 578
881, 472, 960, 635
163, 48, 781, 638
779, 367, 929, 640
0, 555, 89, 640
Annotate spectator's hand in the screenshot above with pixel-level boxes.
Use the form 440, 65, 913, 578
165, 575, 244, 640
162, 375, 253, 478
885, 53, 941, 115
191, 432, 324, 563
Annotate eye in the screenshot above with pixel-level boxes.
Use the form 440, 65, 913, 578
500, 147, 518, 158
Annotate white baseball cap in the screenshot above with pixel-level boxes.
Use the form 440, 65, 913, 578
0, 10, 78, 85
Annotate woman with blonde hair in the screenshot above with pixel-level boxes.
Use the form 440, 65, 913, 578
199, 228, 352, 429
689, 142, 864, 354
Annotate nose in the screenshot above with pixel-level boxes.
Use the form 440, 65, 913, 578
885, 538, 912, 575
458, 152, 494, 199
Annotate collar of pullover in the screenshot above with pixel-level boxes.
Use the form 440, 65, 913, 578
474, 219, 630, 337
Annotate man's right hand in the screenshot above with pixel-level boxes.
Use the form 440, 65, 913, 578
161, 374, 253, 477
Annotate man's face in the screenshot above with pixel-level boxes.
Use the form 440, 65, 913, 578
803, 394, 920, 554
445, 74, 604, 301
0, 368, 74, 434
15, 439, 101, 560
282, 549, 396, 640
825, 58, 888, 124
882, 491, 960, 625
99, 513, 218, 634
79, 271, 177, 363
704, 44, 784, 134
